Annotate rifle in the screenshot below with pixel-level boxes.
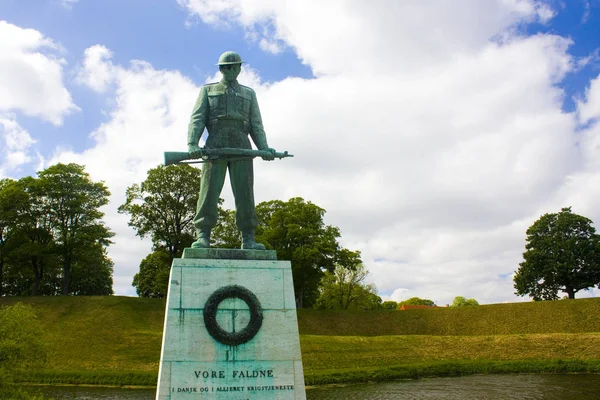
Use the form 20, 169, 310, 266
164, 147, 293, 166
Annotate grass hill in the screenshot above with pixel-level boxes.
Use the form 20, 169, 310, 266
1, 296, 600, 386
297, 298, 600, 335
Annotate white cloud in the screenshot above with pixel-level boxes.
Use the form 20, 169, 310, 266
177, 0, 557, 76
75, 45, 116, 92
59, 0, 79, 9
259, 37, 283, 54
0, 114, 36, 178
582, 0, 591, 23
0, 21, 77, 126
575, 48, 600, 71
577, 73, 600, 125
53, 1, 600, 303
388, 288, 412, 303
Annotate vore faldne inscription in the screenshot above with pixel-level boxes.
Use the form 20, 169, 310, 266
194, 369, 274, 379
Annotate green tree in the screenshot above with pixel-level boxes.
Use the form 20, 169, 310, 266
313, 249, 363, 309
118, 164, 201, 260
381, 300, 398, 310
0, 178, 58, 296
255, 198, 341, 308
450, 296, 479, 307
132, 250, 171, 298
0, 179, 15, 296
350, 284, 382, 310
36, 164, 113, 295
69, 244, 114, 295
398, 297, 436, 307
314, 262, 382, 310
212, 207, 241, 249
0, 303, 47, 399
514, 207, 600, 300
0, 166, 113, 297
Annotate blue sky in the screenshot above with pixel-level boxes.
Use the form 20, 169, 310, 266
523, 0, 600, 111
1, 0, 600, 303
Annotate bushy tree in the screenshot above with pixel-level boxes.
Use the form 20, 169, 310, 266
450, 296, 479, 307
256, 198, 341, 308
37, 164, 113, 295
132, 250, 171, 298
212, 208, 241, 249
0, 178, 56, 296
69, 244, 114, 295
398, 297, 436, 307
381, 301, 398, 310
0, 179, 12, 296
0, 165, 114, 296
352, 285, 382, 310
0, 179, 22, 296
314, 253, 381, 310
514, 207, 600, 300
322, 249, 363, 309
314, 267, 381, 310
118, 164, 200, 260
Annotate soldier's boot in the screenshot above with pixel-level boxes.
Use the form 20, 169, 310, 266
241, 231, 266, 250
191, 230, 211, 248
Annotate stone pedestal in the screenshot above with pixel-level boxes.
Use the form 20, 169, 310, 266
156, 248, 306, 399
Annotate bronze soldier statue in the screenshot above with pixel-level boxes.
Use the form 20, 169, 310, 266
187, 51, 276, 250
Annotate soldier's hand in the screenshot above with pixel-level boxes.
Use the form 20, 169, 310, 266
261, 148, 276, 161
188, 144, 203, 159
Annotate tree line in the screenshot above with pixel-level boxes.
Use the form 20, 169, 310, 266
2, 163, 600, 305
0, 164, 114, 296
381, 296, 480, 310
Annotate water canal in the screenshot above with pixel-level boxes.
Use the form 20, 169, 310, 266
34, 374, 600, 399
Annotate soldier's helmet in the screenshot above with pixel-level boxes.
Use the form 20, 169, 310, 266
217, 51, 244, 65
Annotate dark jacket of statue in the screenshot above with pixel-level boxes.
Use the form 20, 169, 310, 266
187, 80, 269, 151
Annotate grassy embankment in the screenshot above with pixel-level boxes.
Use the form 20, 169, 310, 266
1, 296, 600, 386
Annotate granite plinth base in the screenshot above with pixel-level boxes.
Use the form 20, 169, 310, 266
156, 249, 306, 399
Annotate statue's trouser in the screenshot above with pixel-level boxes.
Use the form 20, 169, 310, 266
193, 158, 259, 233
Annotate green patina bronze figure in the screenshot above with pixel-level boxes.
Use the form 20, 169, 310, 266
184, 51, 283, 250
